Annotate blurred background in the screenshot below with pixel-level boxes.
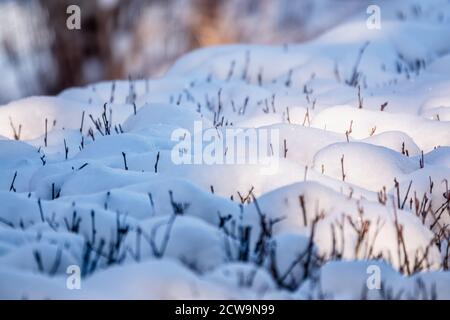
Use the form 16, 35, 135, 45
0, 0, 368, 104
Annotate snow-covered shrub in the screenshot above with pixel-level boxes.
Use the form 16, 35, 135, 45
0, 0, 449, 299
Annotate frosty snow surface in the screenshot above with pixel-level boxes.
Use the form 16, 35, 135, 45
0, 0, 449, 299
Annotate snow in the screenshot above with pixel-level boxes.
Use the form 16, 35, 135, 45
313, 141, 419, 190
311, 105, 450, 152
296, 260, 450, 299
0, 0, 449, 300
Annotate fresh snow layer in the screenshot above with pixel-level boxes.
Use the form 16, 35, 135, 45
0, 0, 450, 299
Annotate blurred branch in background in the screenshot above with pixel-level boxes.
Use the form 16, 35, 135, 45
0, 0, 365, 104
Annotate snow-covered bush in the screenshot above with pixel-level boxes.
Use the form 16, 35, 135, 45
0, 0, 449, 300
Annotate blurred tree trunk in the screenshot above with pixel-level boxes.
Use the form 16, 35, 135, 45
39, 0, 224, 94
188, 0, 224, 48
38, 0, 121, 94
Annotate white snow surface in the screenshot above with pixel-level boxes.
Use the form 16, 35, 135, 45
0, 0, 449, 299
